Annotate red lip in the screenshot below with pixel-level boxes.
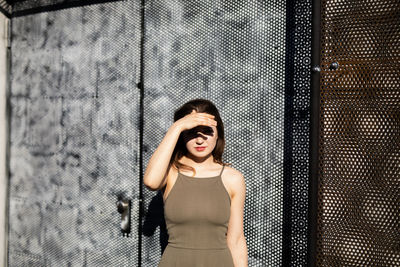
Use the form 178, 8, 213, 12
195, 147, 206, 151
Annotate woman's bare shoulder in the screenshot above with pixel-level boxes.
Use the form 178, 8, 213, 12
223, 166, 245, 184
222, 165, 246, 197
223, 165, 244, 177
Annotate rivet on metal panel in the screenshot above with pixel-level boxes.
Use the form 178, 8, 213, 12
329, 62, 339, 70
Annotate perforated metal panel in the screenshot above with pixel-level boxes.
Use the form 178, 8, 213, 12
142, 0, 311, 266
317, 0, 400, 266
0, 0, 11, 17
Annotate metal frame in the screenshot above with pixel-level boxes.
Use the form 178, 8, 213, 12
308, 0, 321, 266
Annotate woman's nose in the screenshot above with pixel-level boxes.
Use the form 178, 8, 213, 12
195, 133, 206, 142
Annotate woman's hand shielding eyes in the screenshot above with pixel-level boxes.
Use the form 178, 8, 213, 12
174, 110, 217, 133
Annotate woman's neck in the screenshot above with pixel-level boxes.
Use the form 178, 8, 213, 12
179, 154, 216, 170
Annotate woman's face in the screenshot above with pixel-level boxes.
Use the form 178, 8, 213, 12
182, 124, 218, 158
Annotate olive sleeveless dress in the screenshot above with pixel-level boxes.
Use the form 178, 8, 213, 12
159, 165, 234, 267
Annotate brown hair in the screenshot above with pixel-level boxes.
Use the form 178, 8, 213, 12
169, 98, 231, 176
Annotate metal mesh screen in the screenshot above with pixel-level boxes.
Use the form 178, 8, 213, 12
142, 0, 311, 266
317, 0, 400, 266
0, 0, 11, 17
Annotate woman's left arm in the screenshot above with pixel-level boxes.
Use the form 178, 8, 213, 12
226, 171, 248, 267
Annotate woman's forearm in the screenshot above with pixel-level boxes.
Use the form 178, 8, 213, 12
143, 123, 182, 190
228, 236, 248, 267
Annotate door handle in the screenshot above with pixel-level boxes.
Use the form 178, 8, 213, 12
116, 198, 131, 236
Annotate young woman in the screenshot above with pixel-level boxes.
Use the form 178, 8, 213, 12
144, 98, 248, 267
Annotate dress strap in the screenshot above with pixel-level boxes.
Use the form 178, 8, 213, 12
219, 165, 225, 176
178, 165, 224, 177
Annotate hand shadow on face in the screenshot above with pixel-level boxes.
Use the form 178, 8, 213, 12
181, 126, 215, 142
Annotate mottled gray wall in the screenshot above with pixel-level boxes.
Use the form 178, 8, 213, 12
8, 1, 141, 266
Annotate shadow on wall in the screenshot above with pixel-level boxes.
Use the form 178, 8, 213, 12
142, 191, 169, 254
